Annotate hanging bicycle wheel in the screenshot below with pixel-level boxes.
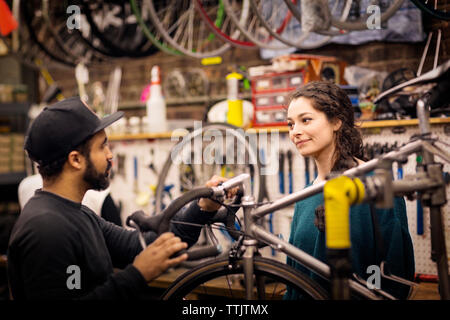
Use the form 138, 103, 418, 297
330, 0, 405, 31
249, 0, 333, 50
146, 0, 231, 58
195, 0, 257, 49
222, 0, 291, 50
130, 0, 182, 56
283, 0, 353, 36
410, 0, 450, 20
161, 256, 329, 300
154, 123, 262, 213
22, 0, 77, 67
80, 0, 157, 58
41, 0, 106, 65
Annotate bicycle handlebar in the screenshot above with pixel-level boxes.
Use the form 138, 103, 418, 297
126, 173, 249, 260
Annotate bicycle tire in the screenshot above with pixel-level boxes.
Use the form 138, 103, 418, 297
130, 0, 182, 56
21, 0, 76, 67
195, 0, 257, 49
161, 256, 329, 300
283, 0, 352, 36
410, 0, 450, 20
250, 0, 333, 50
41, 0, 106, 65
146, 0, 231, 58
81, 0, 157, 58
154, 122, 262, 213
222, 0, 291, 50
330, 0, 405, 31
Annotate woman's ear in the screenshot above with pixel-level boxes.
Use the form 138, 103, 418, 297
67, 151, 84, 170
332, 118, 342, 132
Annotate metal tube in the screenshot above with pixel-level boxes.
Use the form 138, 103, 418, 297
251, 225, 383, 300
253, 140, 424, 219
251, 225, 330, 279
429, 206, 450, 300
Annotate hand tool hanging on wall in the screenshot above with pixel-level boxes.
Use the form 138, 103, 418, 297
416, 155, 424, 235
260, 149, 275, 256
279, 150, 285, 194
287, 150, 293, 194
304, 156, 310, 186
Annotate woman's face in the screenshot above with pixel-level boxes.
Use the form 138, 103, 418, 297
287, 97, 341, 159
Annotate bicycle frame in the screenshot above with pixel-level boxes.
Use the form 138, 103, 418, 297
229, 92, 450, 300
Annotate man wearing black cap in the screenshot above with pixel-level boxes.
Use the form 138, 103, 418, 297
7, 97, 225, 300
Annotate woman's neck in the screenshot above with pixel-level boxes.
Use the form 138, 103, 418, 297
311, 145, 336, 184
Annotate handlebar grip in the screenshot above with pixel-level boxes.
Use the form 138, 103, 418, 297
170, 245, 222, 261
126, 210, 162, 233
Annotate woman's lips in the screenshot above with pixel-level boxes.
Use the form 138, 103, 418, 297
295, 139, 311, 147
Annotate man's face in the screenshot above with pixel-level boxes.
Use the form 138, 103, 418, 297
83, 130, 113, 191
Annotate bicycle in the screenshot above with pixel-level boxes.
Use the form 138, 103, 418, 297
127, 59, 450, 300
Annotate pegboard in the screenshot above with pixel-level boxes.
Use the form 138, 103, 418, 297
108, 122, 450, 274
361, 124, 450, 276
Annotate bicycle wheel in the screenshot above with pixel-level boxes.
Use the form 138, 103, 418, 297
410, 0, 450, 20
130, 0, 182, 56
330, 0, 405, 31
161, 256, 329, 300
222, 0, 291, 50
250, 0, 333, 50
81, 0, 157, 58
195, 0, 257, 49
41, 0, 106, 65
154, 123, 262, 213
146, 0, 231, 58
283, 0, 352, 36
22, 0, 76, 67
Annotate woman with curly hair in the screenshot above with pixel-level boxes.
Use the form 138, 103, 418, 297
284, 81, 415, 299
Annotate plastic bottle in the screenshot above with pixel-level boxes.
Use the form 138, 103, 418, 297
146, 66, 168, 133
226, 72, 244, 127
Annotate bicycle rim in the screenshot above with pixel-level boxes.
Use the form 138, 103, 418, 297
410, 0, 450, 20
161, 256, 329, 300
155, 122, 262, 213
195, 0, 257, 49
222, 0, 290, 50
250, 0, 332, 50
146, 0, 231, 58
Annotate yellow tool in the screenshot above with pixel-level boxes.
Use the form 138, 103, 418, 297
323, 176, 365, 249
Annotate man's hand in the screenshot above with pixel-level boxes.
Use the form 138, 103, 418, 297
132, 232, 188, 282
198, 175, 238, 212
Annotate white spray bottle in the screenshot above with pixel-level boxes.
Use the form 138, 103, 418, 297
146, 65, 168, 133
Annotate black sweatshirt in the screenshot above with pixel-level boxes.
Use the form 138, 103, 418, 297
7, 189, 217, 300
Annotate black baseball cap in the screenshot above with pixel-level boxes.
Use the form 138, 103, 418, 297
24, 96, 124, 165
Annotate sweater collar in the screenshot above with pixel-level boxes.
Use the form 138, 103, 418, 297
35, 189, 82, 209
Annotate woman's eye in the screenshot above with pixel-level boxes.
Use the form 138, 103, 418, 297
287, 122, 293, 129
302, 118, 312, 123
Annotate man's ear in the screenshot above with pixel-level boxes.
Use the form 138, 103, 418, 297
67, 151, 85, 170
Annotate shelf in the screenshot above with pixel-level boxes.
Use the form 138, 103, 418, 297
108, 118, 450, 141
0, 102, 31, 115
118, 94, 252, 110
0, 172, 26, 185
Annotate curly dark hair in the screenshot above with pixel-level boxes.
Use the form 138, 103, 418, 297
287, 81, 364, 172
37, 137, 92, 180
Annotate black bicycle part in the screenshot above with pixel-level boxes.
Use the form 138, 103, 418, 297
161, 256, 329, 300
410, 0, 450, 20
81, 0, 157, 58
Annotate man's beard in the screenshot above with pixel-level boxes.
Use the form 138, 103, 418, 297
83, 157, 112, 191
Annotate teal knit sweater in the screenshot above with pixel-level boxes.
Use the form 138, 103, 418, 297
285, 188, 415, 300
